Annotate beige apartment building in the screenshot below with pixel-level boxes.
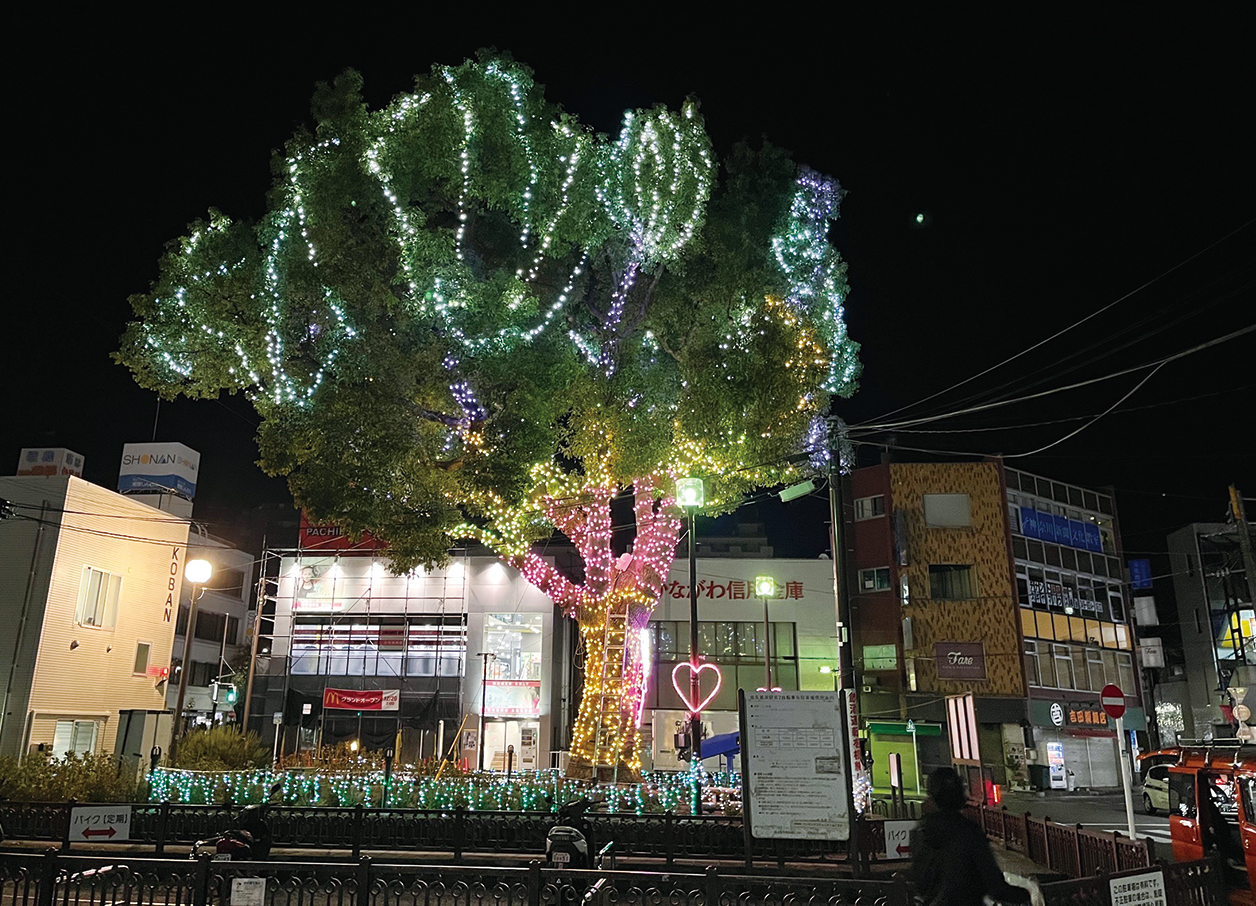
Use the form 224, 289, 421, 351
0, 474, 189, 762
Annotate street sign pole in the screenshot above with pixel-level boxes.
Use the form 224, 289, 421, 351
907, 719, 921, 795
1116, 715, 1136, 838
1102, 683, 1135, 838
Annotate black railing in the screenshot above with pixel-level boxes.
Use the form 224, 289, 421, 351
0, 851, 1223, 906
0, 801, 849, 865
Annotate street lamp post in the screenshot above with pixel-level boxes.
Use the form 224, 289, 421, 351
476, 651, 497, 772
755, 576, 777, 689
170, 558, 213, 763
676, 477, 705, 765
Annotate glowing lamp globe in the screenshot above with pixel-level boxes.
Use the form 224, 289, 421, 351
754, 575, 777, 598
185, 559, 213, 584
675, 478, 705, 508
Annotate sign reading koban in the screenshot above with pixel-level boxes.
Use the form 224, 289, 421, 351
744, 691, 849, 841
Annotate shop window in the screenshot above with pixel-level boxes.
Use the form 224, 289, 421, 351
1052, 644, 1075, 689
483, 613, 543, 681
928, 565, 976, 601
133, 642, 151, 676
1023, 640, 1040, 686
1087, 649, 1106, 692
1012, 537, 1028, 561
859, 567, 892, 592
1102, 649, 1119, 687
76, 566, 121, 629
1027, 540, 1045, 564
1071, 647, 1090, 691
923, 494, 970, 527
1044, 544, 1061, 568
854, 496, 885, 520
1117, 652, 1135, 692
1020, 608, 1038, 640
1033, 641, 1055, 687
53, 720, 98, 758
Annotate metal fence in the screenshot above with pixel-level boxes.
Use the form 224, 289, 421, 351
0, 801, 847, 866
967, 803, 1155, 879
0, 851, 1223, 906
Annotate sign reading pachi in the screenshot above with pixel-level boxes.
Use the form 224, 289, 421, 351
934, 642, 987, 680
322, 688, 399, 711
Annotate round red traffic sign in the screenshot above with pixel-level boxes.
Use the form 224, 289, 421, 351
1101, 684, 1126, 719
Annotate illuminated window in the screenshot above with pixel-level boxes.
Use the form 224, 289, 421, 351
75, 566, 121, 629
53, 720, 98, 758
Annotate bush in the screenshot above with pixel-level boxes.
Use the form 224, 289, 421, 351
170, 725, 269, 771
0, 753, 139, 802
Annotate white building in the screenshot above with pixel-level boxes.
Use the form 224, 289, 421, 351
255, 548, 840, 772
0, 475, 188, 767
259, 553, 564, 771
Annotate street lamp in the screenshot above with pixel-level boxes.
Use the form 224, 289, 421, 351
676, 477, 704, 765
170, 558, 213, 762
755, 575, 777, 690
476, 651, 498, 772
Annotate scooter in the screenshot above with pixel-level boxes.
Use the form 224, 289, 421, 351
545, 795, 604, 868
190, 782, 281, 861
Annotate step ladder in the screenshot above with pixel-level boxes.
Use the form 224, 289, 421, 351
590, 595, 632, 774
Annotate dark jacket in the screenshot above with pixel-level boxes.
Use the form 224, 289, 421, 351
911, 809, 1030, 906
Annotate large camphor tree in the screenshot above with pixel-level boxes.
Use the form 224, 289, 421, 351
119, 56, 860, 779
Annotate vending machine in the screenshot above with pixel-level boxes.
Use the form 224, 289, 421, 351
1047, 740, 1067, 789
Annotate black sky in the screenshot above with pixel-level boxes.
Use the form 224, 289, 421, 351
4, 9, 1253, 580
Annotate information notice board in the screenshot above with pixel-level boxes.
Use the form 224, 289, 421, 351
740, 690, 850, 840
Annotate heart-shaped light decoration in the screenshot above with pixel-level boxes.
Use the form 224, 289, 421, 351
671, 662, 723, 713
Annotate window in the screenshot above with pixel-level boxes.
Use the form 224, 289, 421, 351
859, 567, 891, 592
1053, 644, 1075, 689
923, 494, 970, 527
75, 567, 121, 628
53, 720, 98, 758
928, 565, 976, 601
1023, 640, 1040, 686
133, 642, 151, 676
1169, 772, 1197, 819
854, 495, 885, 520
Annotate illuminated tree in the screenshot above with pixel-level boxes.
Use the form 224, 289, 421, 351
119, 56, 860, 779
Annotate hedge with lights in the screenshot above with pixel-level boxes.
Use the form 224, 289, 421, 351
147, 766, 739, 814
120, 54, 860, 778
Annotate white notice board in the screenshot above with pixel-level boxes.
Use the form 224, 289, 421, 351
743, 690, 849, 840
1108, 871, 1166, 906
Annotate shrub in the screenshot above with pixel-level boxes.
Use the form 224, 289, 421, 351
170, 725, 269, 771
0, 753, 139, 802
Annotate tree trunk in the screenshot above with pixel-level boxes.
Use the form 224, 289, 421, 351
565, 588, 653, 782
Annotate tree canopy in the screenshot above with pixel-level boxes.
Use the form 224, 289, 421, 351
119, 55, 861, 572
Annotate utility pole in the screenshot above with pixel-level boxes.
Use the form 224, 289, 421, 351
476, 652, 497, 771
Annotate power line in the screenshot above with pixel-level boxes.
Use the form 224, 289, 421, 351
862, 218, 1255, 426
854, 323, 1256, 433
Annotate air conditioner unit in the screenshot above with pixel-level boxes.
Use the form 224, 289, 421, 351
28, 742, 52, 758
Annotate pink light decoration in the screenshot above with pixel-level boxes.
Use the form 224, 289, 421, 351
672, 662, 722, 713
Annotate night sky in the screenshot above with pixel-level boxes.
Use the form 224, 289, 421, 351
5, 10, 1253, 605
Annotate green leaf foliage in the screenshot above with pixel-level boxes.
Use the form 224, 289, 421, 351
118, 55, 860, 571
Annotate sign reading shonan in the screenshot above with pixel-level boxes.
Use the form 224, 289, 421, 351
322, 688, 399, 711
934, 641, 987, 680
742, 690, 849, 841
118, 442, 200, 499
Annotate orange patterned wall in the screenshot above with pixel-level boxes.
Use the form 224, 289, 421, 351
891, 462, 1024, 698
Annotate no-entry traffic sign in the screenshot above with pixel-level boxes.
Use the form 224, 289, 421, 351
1101, 684, 1126, 719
